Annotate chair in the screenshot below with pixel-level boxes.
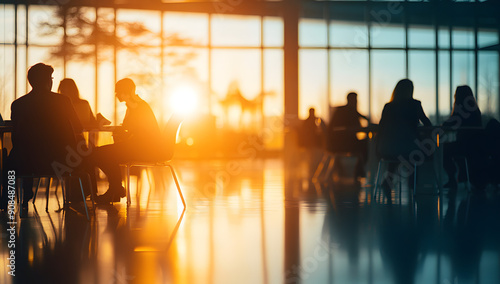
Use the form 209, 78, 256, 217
23, 171, 95, 221
122, 116, 186, 209
453, 155, 471, 192
372, 158, 417, 201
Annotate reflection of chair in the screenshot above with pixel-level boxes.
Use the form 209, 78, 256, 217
122, 116, 186, 209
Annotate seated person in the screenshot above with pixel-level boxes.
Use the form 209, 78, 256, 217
328, 92, 370, 177
298, 107, 323, 148
58, 78, 98, 129
91, 78, 164, 204
441, 85, 482, 189
377, 79, 432, 189
1, 63, 84, 211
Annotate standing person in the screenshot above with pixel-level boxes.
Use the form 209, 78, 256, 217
91, 78, 164, 204
1, 63, 83, 211
442, 85, 482, 189
328, 92, 370, 177
376, 79, 432, 188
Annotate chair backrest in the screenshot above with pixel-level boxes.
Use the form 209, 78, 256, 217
161, 115, 183, 160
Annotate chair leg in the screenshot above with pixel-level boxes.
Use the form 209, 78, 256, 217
78, 176, 90, 221
126, 165, 131, 206
167, 165, 186, 209
60, 177, 67, 208
372, 160, 382, 200
46, 178, 51, 212
413, 163, 417, 196
33, 177, 41, 204
86, 173, 95, 209
464, 157, 471, 192
312, 154, 329, 183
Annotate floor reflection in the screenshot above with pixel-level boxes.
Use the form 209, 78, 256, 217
1, 156, 500, 283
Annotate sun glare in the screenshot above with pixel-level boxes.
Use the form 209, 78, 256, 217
169, 85, 198, 115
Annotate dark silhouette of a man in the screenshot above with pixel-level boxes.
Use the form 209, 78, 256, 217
92, 78, 163, 204
328, 92, 370, 177
1, 63, 83, 210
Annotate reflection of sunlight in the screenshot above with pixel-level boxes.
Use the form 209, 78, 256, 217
169, 85, 198, 115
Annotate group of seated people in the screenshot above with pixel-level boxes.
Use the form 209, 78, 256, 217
300, 78, 500, 192
0, 62, 167, 212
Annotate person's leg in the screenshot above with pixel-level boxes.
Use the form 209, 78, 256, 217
89, 143, 129, 203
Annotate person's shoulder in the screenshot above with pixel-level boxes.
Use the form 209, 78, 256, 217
11, 91, 34, 107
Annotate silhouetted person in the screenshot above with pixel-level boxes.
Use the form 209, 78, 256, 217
377, 79, 432, 189
58, 78, 98, 129
1, 63, 83, 211
442, 85, 482, 189
91, 78, 163, 204
328, 92, 370, 177
298, 107, 322, 148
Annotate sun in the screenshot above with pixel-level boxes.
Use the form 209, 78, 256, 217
169, 85, 198, 115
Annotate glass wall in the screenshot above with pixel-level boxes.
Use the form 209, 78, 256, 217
1, 2, 499, 150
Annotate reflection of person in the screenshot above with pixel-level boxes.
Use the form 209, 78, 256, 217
328, 92, 370, 177
58, 78, 97, 129
442, 85, 482, 189
91, 78, 163, 204
1, 63, 83, 210
377, 79, 432, 189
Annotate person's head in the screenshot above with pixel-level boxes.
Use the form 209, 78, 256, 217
27, 63, 54, 91
115, 78, 136, 102
453, 85, 478, 112
58, 78, 80, 101
308, 107, 315, 117
390, 79, 414, 102
347, 92, 358, 108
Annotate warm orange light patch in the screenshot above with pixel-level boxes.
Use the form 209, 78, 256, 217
168, 85, 199, 115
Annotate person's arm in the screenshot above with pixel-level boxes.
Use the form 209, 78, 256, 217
416, 101, 432, 126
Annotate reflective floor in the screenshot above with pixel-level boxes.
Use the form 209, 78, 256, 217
1, 153, 500, 284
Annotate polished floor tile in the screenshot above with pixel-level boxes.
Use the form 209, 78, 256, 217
1, 157, 500, 284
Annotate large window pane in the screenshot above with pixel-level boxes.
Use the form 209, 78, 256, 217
408, 25, 435, 48
264, 49, 284, 149
452, 51, 475, 93
478, 51, 499, 118
452, 27, 474, 49
329, 21, 368, 47
97, 47, 116, 124
438, 51, 451, 120
28, 5, 62, 46
164, 47, 209, 116
66, 59, 96, 115
1, 46, 15, 117
117, 48, 162, 122
299, 50, 328, 120
438, 28, 450, 49
1, 5, 15, 44
263, 17, 283, 47
211, 15, 260, 47
164, 12, 208, 46
117, 9, 161, 46
211, 49, 261, 128
16, 46, 27, 100
478, 29, 499, 49
330, 50, 369, 119
299, 19, 327, 47
370, 24, 405, 48
409, 51, 436, 123
371, 50, 406, 122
